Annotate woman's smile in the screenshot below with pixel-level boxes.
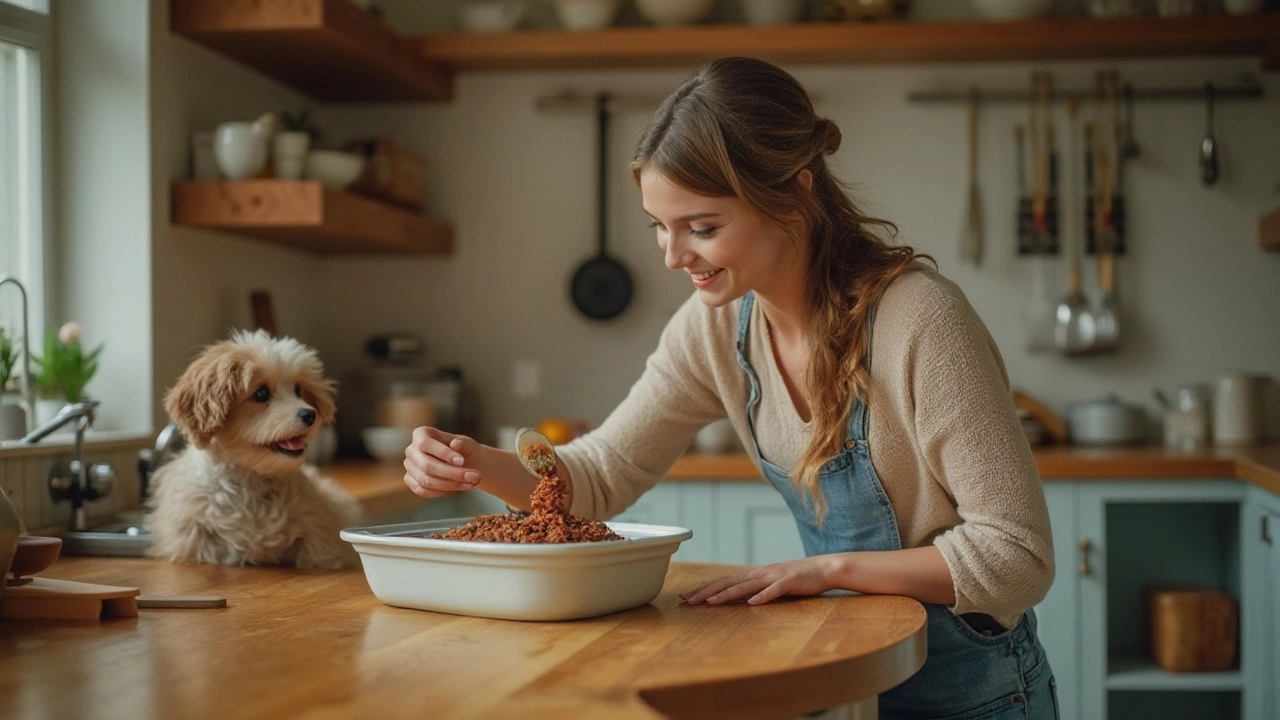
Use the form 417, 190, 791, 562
689, 268, 724, 288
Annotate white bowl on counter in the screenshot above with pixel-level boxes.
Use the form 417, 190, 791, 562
341, 518, 693, 621
971, 0, 1053, 20
305, 150, 365, 190
361, 426, 412, 463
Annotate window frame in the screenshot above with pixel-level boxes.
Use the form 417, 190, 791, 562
0, 0, 53, 349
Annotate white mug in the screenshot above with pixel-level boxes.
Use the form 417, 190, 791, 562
1213, 372, 1263, 446
272, 131, 310, 181
214, 122, 268, 180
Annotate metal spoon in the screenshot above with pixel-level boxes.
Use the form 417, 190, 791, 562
1200, 82, 1219, 186
1054, 108, 1096, 356
514, 427, 558, 479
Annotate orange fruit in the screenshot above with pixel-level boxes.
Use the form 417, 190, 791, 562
536, 417, 575, 445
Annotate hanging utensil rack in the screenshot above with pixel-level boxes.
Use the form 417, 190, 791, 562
907, 79, 1263, 104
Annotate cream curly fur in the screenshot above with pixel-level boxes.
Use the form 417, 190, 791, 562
148, 330, 360, 570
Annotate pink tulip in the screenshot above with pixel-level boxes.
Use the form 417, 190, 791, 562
58, 322, 82, 344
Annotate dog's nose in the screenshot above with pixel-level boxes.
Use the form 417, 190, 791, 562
298, 409, 316, 426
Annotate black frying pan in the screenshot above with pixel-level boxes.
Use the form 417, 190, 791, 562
571, 93, 633, 321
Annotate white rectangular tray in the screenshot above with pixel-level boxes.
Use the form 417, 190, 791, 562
341, 518, 692, 621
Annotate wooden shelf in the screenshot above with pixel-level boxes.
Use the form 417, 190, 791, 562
416, 15, 1280, 72
1107, 655, 1243, 692
1261, 206, 1280, 250
171, 180, 454, 255
170, 0, 452, 102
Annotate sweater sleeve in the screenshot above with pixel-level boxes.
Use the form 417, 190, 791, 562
558, 294, 728, 521
906, 290, 1055, 620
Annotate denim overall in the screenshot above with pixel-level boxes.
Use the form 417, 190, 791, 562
734, 293, 1058, 720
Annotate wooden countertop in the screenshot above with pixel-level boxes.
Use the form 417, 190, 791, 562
328, 444, 1280, 519
0, 558, 926, 720
664, 444, 1280, 495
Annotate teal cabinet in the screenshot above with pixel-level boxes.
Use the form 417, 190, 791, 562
1037, 483, 1081, 720
1041, 479, 1269, 720
611, 480, 803, 565
1243, 485, 1280, 720
715, 482, 805, 565
611, 482, 717, 563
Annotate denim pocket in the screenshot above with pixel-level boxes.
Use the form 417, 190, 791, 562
946, 610, 1020, 646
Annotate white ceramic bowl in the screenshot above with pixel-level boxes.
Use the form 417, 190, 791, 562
551, 0, 620, 31
692, 419, 737, 454
970, 0, 1053, 20
457, 2, 523, 32
636, 0, 715, 26
361, 426, 413, 464
305, 150, 365, 190
341, 518, 693, 621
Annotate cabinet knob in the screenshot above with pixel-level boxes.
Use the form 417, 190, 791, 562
1077, 538, 1093, 576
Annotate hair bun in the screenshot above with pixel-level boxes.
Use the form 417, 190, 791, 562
816, 118, 841, 156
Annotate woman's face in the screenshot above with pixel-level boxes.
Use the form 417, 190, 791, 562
640, 167, 798, 308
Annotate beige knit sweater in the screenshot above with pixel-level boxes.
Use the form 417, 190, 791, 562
558, 269, 1054, 627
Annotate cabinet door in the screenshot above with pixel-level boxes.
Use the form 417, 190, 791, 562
1242, 487, 1279, 720
716, 482, 804, 566
1270, 511, 1280, 720
612, 482, 717, 563
1036, 482, 1080, 720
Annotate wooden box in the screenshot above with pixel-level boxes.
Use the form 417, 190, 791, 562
1146, 587, 1237, 672
345, 137, 427, 210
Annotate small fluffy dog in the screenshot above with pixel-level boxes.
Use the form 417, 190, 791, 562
148, 330, 360, 569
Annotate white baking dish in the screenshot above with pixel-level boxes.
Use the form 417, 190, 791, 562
341, 518, 693, 621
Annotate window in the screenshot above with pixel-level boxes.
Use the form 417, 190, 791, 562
0, 0, 50, 361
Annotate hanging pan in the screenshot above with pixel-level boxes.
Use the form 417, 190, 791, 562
570, 93, 633, 321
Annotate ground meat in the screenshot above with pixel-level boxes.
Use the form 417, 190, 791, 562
428, 442, 624, 544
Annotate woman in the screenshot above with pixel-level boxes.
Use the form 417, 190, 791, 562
403, 56, 1057, 719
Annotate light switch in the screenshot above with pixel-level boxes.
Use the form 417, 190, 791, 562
512, 359, 541, 399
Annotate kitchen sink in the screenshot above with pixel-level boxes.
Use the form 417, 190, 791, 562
59, 509, 152, 558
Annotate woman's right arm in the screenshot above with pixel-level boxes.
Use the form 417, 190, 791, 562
403, 426, 575, 511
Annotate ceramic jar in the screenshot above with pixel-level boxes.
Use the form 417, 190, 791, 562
1213, 372, 1265, 446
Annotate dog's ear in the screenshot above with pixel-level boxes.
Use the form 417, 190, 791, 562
298, 367, 337, 427
165, 343, 255, 448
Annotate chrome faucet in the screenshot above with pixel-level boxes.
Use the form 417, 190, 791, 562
0, 275, 36, 430
23, 400, 115, 531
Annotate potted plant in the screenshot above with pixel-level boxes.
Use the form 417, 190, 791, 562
0, 327, 25, 439
32, 322, 103, 423
274, 108, 322, 181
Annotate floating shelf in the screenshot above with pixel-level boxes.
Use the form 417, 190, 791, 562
1261, 206, 1280, 250
1107, 655, 1243, 692
171, 180, 454, 255
170, 0, 452, 102
416, 15, 1280, 72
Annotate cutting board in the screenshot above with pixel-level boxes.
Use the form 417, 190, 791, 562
1, 576, 140, 621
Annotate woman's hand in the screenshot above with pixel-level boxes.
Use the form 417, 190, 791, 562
403, 426, 481, 498
680, 556, 837, 606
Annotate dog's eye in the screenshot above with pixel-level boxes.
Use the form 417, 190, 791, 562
294, 384, 302, 397
252, 385, 271, 403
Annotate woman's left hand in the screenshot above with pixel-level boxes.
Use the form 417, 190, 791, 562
680, 556, 837, 606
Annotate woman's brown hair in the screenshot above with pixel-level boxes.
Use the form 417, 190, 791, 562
631, 56, 931, 521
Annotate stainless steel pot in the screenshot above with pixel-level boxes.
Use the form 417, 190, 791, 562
1068, 394, 1149, 445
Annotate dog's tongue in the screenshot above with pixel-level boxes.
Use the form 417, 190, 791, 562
278, 437, 307, 452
